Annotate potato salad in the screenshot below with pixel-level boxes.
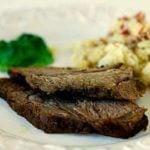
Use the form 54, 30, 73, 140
72, 12, 150, 85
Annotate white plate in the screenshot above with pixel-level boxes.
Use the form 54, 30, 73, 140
0, 0, 150, 150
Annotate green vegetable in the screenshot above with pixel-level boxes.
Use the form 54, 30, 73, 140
0, 33, 54, 71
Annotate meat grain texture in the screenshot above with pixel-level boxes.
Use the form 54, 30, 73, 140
0, 78, 148, 138
10, 66, 145, 101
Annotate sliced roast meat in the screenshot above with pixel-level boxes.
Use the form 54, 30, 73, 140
0, 79, 147, 138
9, 66, 145, 101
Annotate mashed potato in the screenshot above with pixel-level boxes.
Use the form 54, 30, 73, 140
72, 12, 150, 85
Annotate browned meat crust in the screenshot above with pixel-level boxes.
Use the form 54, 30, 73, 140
0, 79, 148, 138
9, 66, 146, 101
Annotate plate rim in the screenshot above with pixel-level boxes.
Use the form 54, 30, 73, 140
0, 128, 150, 150
0, 0, 150, 149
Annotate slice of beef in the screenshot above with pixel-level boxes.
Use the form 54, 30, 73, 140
10, 66, 145, 101
0, 78, 148, 138
9, 64, 121, 76
9, 67, 81, 77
